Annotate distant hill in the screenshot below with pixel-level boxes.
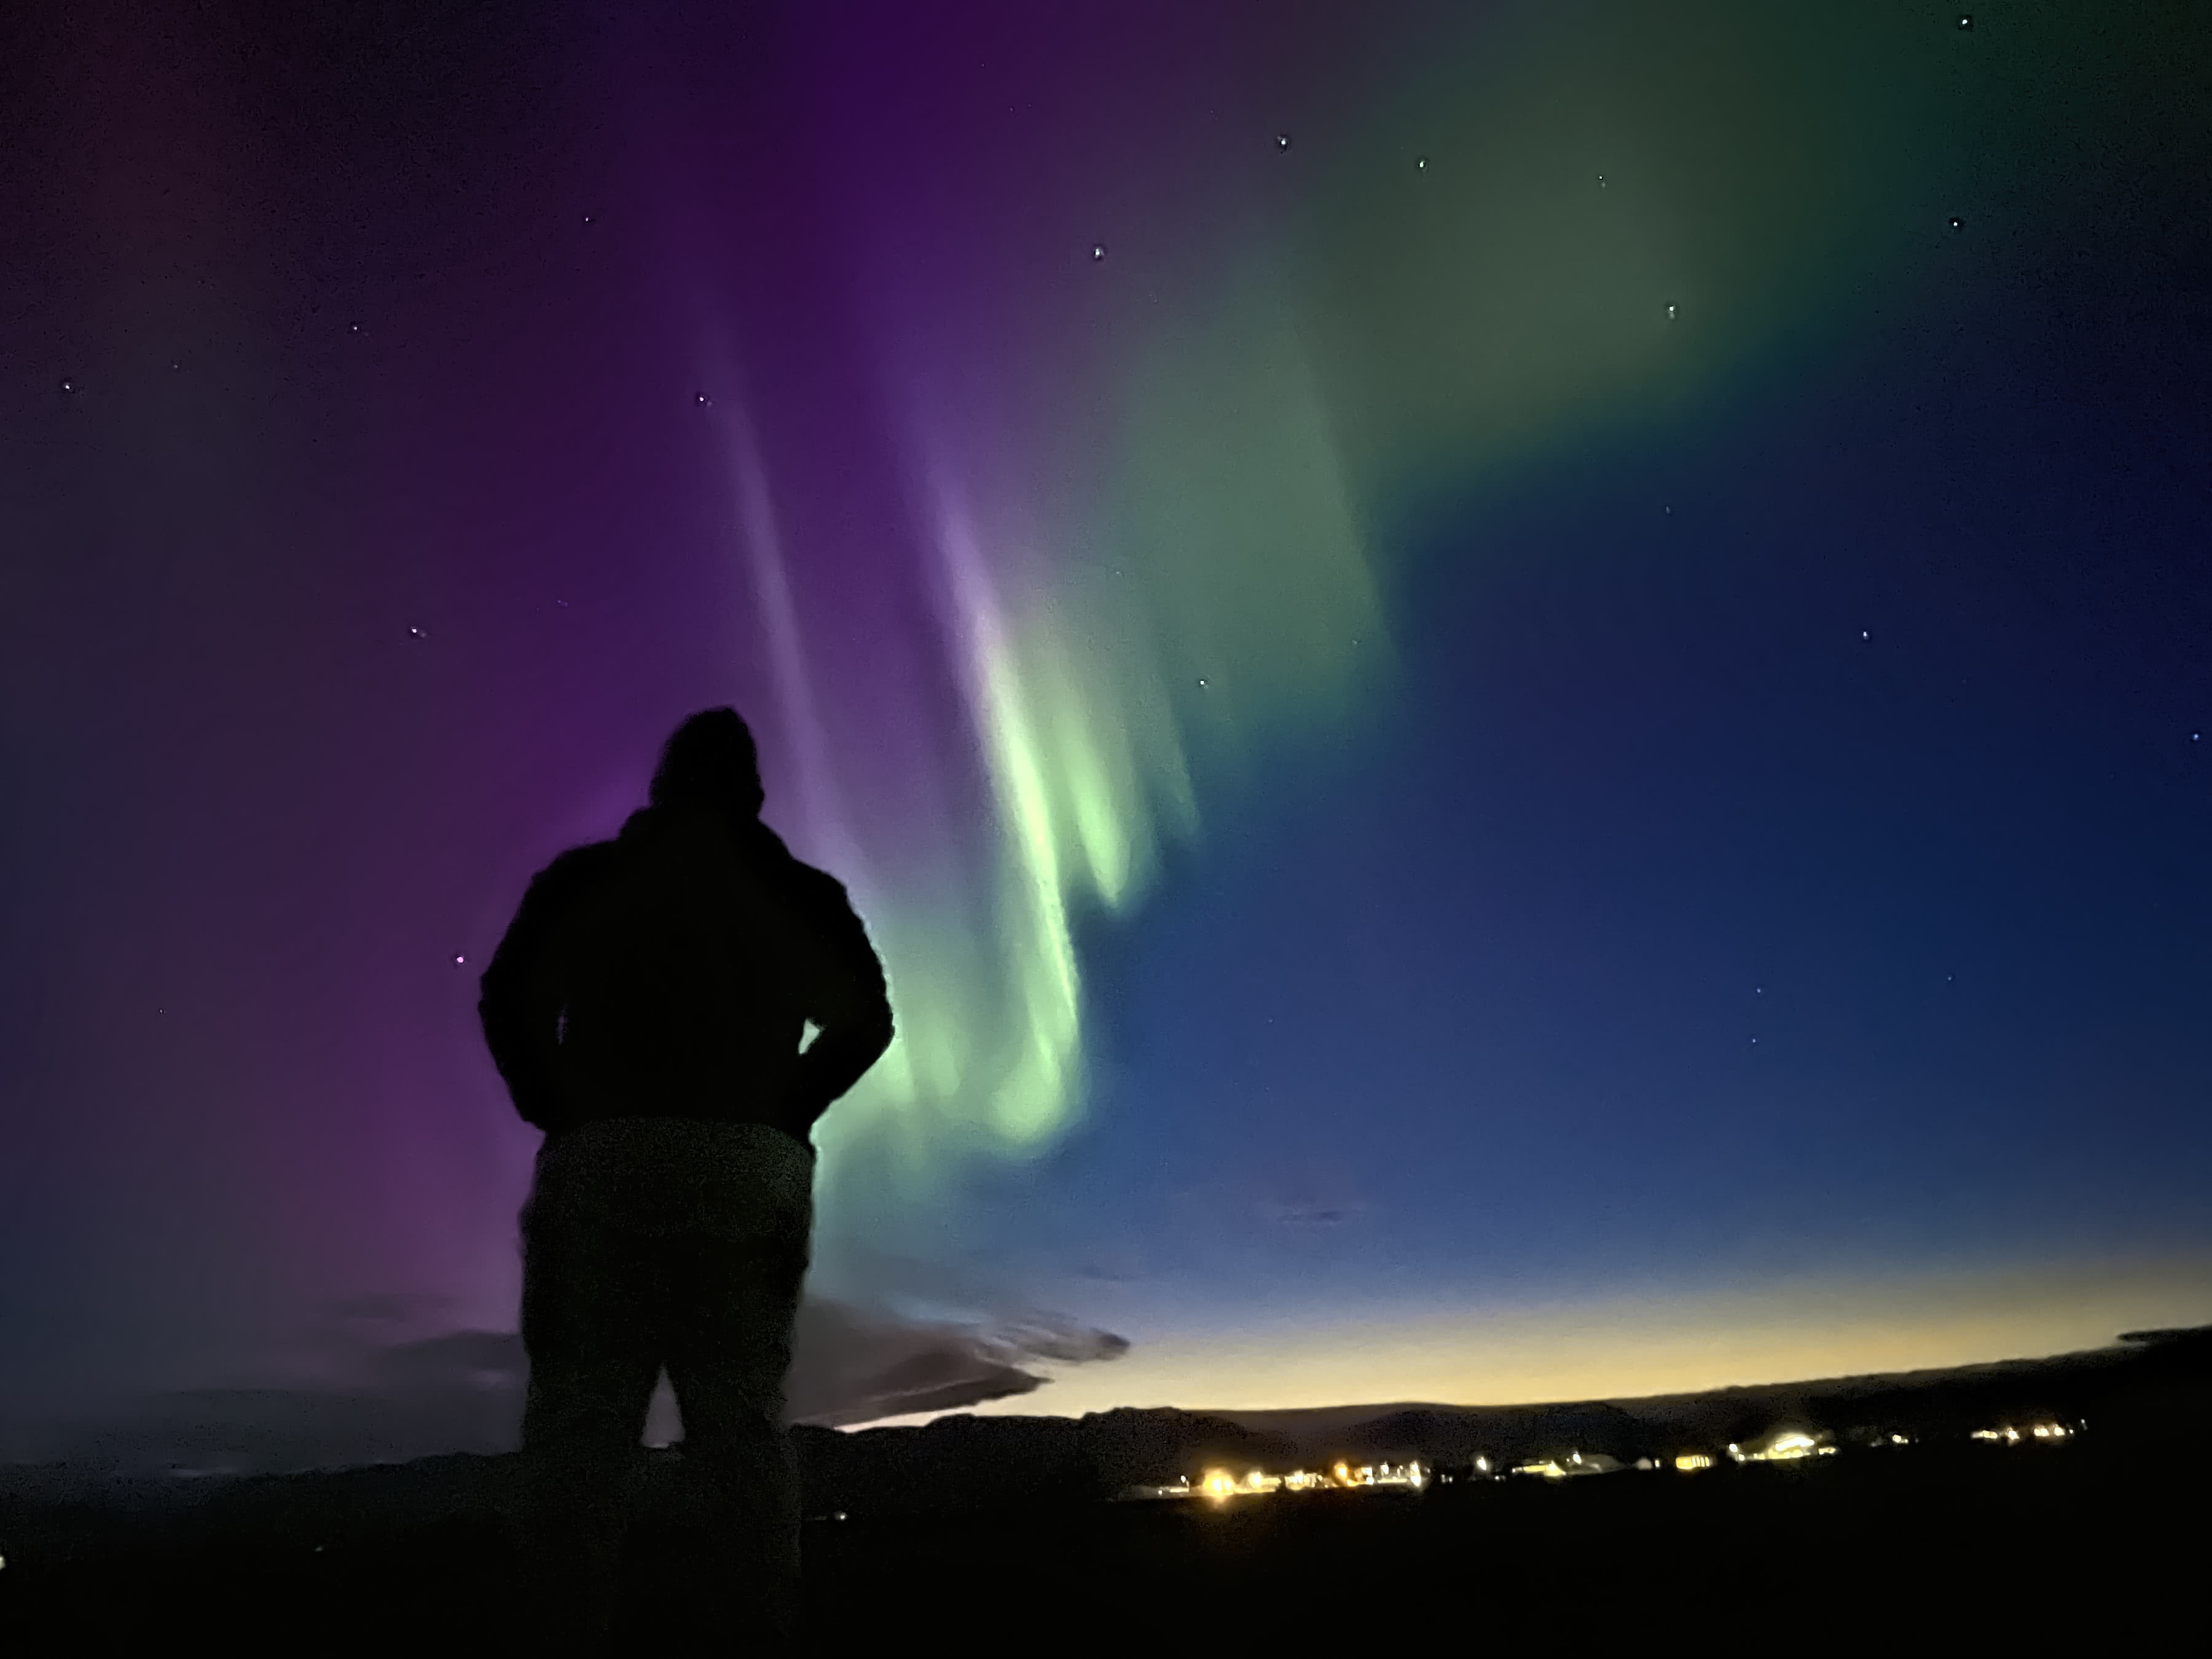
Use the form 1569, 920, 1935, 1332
1211, 1326, 2212, 1464
4, 1326, 2206, 1558
793, 1406, 1298, 1515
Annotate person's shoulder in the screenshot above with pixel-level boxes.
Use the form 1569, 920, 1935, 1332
531, 835, 624, 892
750, 823, 860, 911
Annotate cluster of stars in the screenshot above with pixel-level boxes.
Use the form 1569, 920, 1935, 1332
1090, 131, 1439, 265
63, 312, 385, 398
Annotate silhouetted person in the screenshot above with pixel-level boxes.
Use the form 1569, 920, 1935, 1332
479, 708, 893, 1654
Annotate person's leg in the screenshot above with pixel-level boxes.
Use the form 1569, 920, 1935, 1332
514, 1206, 664, 1654
662, 1224, 810, 1654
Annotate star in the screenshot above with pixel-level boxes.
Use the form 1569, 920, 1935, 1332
1091, 243, 1107, 261
1276, 133, 1290, 150
696, 392, 713, 407
1948, 216, 1963, 230
409, 626, 427, 639
1861, 630, 1870, 640
1666, 303, 1677, 320
453, 954, 466, 966
60, 378, 74, 393
1416, 156, 1429, 171
1958, 14, 1972, 29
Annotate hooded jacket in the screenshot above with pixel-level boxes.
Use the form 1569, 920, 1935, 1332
478, 804, 893, 1141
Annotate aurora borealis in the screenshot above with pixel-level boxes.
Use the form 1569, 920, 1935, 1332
6, 2, 2211, 1461
787, 0, 1955, 1201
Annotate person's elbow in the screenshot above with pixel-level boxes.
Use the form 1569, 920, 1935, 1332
819, 989, 893, 1076
852, 999, 895, 1069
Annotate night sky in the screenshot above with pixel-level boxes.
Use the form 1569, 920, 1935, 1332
5, 2, 2210, 1465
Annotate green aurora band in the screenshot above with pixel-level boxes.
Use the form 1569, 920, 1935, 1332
790, 4, 1985, 1236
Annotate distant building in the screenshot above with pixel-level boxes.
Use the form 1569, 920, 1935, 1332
1511, 1451, 1621, 1479
1117, 1461, 1427, 1500
1971, 1422, 2074, 1445
1727, 1431, 1835, 1464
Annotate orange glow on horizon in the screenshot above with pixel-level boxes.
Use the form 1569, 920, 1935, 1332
846, 1255, 2212, 1430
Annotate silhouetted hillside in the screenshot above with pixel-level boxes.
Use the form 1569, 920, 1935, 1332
4, 1326, 2206, 1561
1220, 1327, 2212, 1467
793, 1406, 1300, 1514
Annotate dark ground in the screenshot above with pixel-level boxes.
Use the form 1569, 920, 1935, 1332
11, 1333, 2208, 1652
0, 1438, 2187, 1653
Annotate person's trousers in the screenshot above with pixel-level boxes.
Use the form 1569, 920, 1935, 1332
511, 1116, 813, 1655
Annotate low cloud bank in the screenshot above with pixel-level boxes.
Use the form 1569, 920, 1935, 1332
790, 1302, 1130, 1427
35, 1300, 1127, 1478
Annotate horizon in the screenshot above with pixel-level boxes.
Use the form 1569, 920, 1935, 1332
5, 1314, 2181, 1478
860, 1258, 2212, 1430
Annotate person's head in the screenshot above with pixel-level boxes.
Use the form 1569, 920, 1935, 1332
649, 707, 764, 819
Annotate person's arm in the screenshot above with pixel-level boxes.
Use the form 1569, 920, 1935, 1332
477, 847, 602, 1130
785, 869, 895, 1129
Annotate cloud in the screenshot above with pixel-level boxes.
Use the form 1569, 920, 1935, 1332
1255, 1159, 1370, 1230
1073, 1253, 1147, 1282
35, 1298, 1127, 1476
1163, 1151, 1370, 1237
786, 1300, 1127, 1427
323, 1292, 457, 1328
58, 1331, 528, 1477
978, 1317, 1131, 1368
1268, 1202, 1355, 1227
